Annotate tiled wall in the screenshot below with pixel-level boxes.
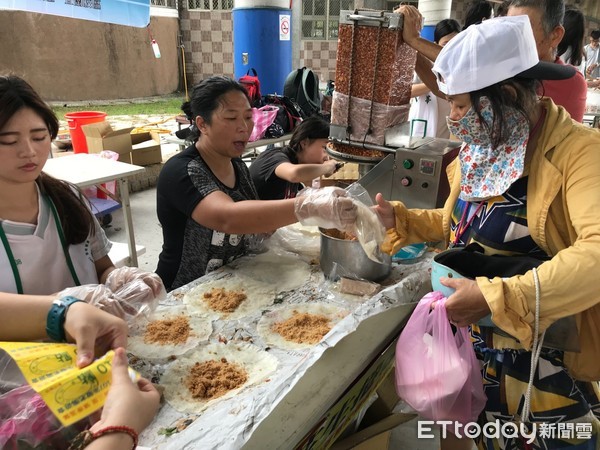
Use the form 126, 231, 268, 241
299, 0, 472, 85
177, 0, 530, 91
300, 41, 339, 84
180, 8, 235, 87
179, 6, 341, 88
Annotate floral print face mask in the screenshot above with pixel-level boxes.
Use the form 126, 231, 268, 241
446, 96, 530, 202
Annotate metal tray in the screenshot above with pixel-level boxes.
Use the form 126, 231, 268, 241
326, 141, 393, 164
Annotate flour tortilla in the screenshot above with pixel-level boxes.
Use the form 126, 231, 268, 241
127, 305, 212, 359
257, 302, 350, 350
161, 341, 278, 413
183, 276, 276, 319
353, 201, 387, 263
268, 223, 321, 259
233, 250, 313, 292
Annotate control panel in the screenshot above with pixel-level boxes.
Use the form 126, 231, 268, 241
390, 140, 460, 209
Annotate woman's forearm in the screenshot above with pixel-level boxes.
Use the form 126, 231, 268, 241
0, 293, 56, 341
192, 196, 298, 234
283, 164, 334, 184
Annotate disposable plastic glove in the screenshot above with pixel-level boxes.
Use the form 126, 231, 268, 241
105, 267, 166, 307
106, 267, 166, 298
55, 285, 137, 320
294, 187, 357, 231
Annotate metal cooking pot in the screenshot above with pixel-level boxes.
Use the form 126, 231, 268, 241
319, 228, 391, 282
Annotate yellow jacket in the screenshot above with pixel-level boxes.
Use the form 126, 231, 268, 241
384, 98, 600, 381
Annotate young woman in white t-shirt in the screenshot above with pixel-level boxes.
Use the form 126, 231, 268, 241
0, 75, 160, 449
408, 19, 461, 139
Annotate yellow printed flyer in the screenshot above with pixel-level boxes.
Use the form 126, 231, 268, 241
0, 342, 116, 426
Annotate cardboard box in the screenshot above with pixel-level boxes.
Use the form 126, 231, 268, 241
331, 414, 415, 450
330, 369, 414, 450
359, 368, 401, 428
320, 162, 359, 188
81, 122, 134, 162
294, 337, 399, 450
130, 131, 162, 166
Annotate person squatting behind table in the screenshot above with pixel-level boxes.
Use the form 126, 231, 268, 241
250, 115, 339, 200
375, 13, 600, 450
156, 76, 358, 291
0, 74, 161, 450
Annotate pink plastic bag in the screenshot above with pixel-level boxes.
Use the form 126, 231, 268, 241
395, 292, 487, 424
0, 385, 87, 450
250, 105, 279, 141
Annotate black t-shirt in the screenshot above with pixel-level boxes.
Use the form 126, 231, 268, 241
249, 146, 301, 200
156, 144, 259, 291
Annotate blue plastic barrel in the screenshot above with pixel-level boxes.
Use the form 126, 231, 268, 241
233, 6, 292, 96
421, 25, 435, 42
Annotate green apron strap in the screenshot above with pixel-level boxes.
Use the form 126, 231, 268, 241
0, 223, 24, 294
45, 196, 81, 286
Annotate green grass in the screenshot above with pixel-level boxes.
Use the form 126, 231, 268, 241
51, 95, 186, 118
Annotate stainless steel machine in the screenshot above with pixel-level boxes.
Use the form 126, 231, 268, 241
328, 9, 459, 209
327, 136, 460, 209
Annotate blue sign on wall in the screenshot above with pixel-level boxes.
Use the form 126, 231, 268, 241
0, 0, 150, 28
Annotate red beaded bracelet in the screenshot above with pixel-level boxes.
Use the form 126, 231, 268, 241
68, 425, 138, 450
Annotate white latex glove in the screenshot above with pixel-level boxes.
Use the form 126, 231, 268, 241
294, 187, 357, 231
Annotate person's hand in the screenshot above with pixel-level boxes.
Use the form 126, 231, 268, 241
56, 285, 114, 307
587, 63, 597, 75
56, 284, 143, 320
437, 277, 491, 327
322, 160, 339, 177
63, 301, 128, 368
587, 78, 600, 89
105, 267, 166, 300
374, 193, 396, 230
294, 186, 357, 231
104, 267, 166, 319
89, 348, 160, 436
394, 5, 422, 46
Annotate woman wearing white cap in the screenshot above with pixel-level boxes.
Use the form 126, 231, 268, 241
376, 15, 600, 450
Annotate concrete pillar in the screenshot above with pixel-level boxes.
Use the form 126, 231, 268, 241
291, 0, 301, 69
418, 0, 453, 41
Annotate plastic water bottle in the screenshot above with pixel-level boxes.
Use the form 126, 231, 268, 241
151, 39, 161, 59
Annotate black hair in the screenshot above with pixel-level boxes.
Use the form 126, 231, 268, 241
0, 75, 95, 245
591, 29, 600, 40
509, 0, 565, 35
463, 1, 493, 30
187, 76, 251, 142
180, 100, 193, 121
469, 78, 539, 149
286, 115, 330, 154
557, 6, 585, 67
496, 0, 511, 17
434, 19, 461, 44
